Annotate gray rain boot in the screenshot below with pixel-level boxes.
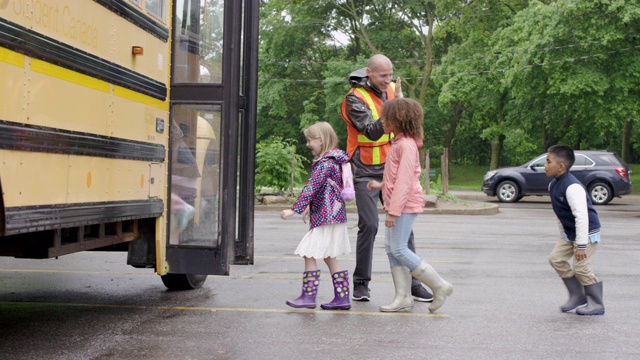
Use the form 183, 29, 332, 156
380, 267, 414, 312
410, 261, 453, 313
576, 281, 605, 316
560, 276, 587, 312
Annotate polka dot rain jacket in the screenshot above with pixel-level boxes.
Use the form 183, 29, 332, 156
291, 148, 350, 229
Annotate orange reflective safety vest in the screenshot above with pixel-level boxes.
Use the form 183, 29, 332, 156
341, 83, 396, 165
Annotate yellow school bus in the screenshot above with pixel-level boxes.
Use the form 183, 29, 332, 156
0, 0, 258, 290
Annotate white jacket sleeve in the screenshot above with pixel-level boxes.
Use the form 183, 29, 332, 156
566, 184, 589, 248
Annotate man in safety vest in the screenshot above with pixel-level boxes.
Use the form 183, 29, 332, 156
341, 54, 433, 302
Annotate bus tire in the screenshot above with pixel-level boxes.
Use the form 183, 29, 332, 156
161, 274, 207, 290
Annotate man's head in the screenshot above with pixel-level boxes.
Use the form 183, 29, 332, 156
366, 54, 394, 92
545, 145, 575, 177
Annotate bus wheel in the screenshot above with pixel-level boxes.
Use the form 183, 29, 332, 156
161, 274, 207, 290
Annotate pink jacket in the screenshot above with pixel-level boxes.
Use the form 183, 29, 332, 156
382, 133, 425, 216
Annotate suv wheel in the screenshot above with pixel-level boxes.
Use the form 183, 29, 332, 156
496, 180, 521, 203
588, 182, 613, 205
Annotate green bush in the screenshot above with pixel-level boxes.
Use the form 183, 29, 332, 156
255, 137, 307, 193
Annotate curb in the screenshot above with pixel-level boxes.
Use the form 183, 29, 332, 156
255, 191, 500, 216
423, 202, 500, 215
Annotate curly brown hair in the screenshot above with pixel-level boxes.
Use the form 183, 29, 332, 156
380, 98, 424, 140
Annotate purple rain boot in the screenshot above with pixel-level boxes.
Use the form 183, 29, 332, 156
320, 270, 351, 310
286, 270, 320, 309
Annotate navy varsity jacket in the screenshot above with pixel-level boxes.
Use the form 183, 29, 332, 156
549, 172, 601, 249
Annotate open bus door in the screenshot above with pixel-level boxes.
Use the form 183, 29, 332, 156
158, 0, 258, 290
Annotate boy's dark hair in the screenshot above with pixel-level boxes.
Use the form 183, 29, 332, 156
548, 145, 575, 169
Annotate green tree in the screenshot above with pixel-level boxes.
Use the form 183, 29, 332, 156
433, 0, 532, 168
328, 0, 443, 164
333, 0, 436, 102
258, 0, 344, 156
257, 0, 640, 168
255, 137, 307, 193
492, 0, 640, 158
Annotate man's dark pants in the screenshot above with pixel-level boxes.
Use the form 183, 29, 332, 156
353, 180, 422, 288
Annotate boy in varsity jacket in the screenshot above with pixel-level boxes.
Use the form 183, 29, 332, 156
545, 145, 604, 316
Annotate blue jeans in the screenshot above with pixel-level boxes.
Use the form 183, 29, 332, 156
353, 180, 421, 287
385, 213, 421, 271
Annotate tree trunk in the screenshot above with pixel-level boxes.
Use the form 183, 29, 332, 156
490, 92, 507, 169
444, 103, 463, 150
490, 139, 503, 170
621, 120, 633, 163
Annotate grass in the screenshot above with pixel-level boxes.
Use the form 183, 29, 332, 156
446, 163, 639, 195
446, 164, 489, 191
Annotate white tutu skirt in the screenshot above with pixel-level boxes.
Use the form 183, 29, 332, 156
294, 223, 351, 259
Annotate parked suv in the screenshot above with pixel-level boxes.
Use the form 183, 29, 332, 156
482, 150, 633, 205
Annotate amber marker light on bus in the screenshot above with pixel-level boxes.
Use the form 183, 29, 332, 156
132, 46, 144, 55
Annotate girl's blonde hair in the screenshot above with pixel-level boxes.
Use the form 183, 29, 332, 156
381, 98, 424, 140
303, 121, 339, 156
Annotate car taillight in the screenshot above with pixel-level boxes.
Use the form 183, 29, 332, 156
615, 167, 628, 179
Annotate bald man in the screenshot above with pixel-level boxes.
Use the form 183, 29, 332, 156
340, 55, 433, 303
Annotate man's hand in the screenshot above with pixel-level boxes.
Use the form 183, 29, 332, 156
301, 207, 310, 224
395, 77, 403, 98
367, 180, 382, 190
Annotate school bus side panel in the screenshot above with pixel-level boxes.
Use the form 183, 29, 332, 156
27, 58, 111, 132
2, 0, 168, 83
0, 49, 26, 122
0, 152, 69, 206
0, 1, 171, 264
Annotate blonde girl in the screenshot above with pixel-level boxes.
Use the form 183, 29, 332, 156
281, 122, 352, 310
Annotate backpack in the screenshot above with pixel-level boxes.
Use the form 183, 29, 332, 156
328, 162, 355, 202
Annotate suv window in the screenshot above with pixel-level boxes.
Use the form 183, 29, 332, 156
591, 153, 622, 166
530, 156, 546, 168
573, 154, 594, 167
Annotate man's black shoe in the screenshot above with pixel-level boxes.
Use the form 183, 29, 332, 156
412, 284, 434, 302
352, 281, 371, 301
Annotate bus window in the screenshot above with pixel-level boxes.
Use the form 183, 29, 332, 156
173, 0, 224, 83
170, 104, 222, 247
147, 0, 168, 22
